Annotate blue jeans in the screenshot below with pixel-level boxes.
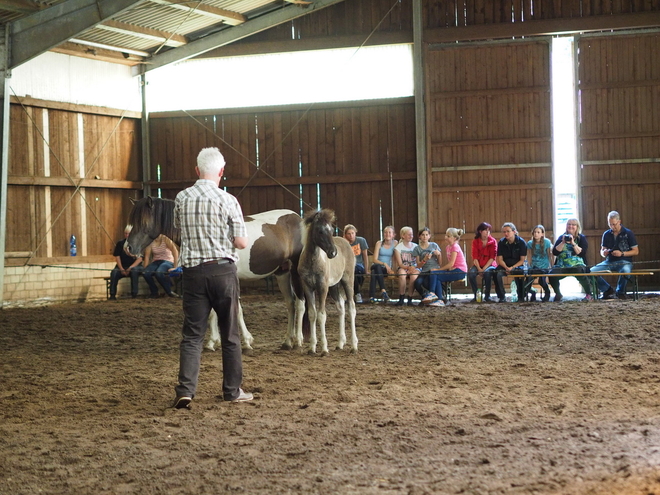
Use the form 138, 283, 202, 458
110, 264, 143, 297
468, 266, 496, 297
143, 260, 174, 295
591, 260, 633, 294
354, 263, 366, 295
415, 269, 465, 299
495, 266, 524, 301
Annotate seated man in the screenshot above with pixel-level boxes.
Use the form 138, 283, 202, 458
109, 226, 143, 300
343, 224, 369, 303
590, 211, 639, 299
494, 222, 527, 303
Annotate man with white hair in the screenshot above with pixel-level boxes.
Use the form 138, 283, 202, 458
591, 210, 639, 300
172, 147, 252, 409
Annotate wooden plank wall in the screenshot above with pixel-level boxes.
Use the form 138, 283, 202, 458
423, 0, 658, 28
149, 99, 418, 247
242, 0, 413, 42
426, 40, 553, 261
228, 0, 660, 45
578, 32, 660, 285
6, 102, 142, 264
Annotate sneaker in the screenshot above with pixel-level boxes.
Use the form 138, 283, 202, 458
582, 294, 594, 302
108, 295, 117, 301
483, 296, 492, 303
395, 296, 405, 306
369, 297, 377, 304
429, 300, 445, 307
168, 291, 181, 298
231, 389, 254, 403
553, 294, 563, 302
421, 292, 438, 304
602, 287, 616, 300
174, 396, 192, 409
355, 294, 363, 304
616, 292, 628, 300
381, 291, 390, 302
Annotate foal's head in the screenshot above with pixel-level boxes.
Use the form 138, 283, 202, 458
305, 209, 337, 259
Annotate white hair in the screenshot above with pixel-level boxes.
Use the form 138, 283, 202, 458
197, 147, 226, 175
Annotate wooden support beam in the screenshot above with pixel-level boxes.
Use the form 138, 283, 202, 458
51, 40, 144, 65
8, 176, 143, 189
9, 95, 142, 118
97, 20, 188, 47
149, 171, 418, 190
146, 0, 246, 26
426, 12, 660, 44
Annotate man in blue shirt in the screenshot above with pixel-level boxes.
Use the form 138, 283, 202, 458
590, 211, 639, 299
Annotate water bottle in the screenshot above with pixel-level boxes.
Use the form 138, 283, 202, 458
69, 235, 77, 256
523, 258, 528, 274
476, 289, 482, 303
510, 280, 518, 302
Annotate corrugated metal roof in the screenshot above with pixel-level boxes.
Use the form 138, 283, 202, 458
1, 0, 312, 68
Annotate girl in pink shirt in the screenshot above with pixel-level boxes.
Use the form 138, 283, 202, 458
427, 228, 468, 307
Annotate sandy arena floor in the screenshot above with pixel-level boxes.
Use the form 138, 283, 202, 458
1, 293, 660, 494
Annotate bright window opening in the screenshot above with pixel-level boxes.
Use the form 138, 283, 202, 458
551, 37, 579, 234
146, 44, 414, 112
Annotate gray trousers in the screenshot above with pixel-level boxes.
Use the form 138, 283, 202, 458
175, 261, 243, 401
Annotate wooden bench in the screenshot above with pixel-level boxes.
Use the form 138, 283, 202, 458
93, 276, 113, 300
508, 270, 655, 301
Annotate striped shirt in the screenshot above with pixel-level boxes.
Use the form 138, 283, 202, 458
174, 179, 247, 268
149, 237, 174, 263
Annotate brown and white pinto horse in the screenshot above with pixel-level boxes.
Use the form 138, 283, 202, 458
125, 197, 305, 351
296, 209, 358, 356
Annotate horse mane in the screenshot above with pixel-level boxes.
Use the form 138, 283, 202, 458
304, 208, 336, 227
128, 197, 179, 241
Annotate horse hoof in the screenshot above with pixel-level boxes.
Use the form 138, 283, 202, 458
281, 342, 292, 351
307, 349, 316, 356
321, 350, 329, 357
242, 347, 254, 356
204, 344, 216, 352
350, 348, 358, 354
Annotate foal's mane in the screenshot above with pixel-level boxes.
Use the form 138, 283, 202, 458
304, 208, 335, 227
128, 197, 179, 241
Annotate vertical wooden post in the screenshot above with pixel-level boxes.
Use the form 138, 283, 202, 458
413, 0, 429, 228
0, 26, 10, 306
140, 74, 151, 198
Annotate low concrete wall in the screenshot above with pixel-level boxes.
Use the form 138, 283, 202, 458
1, 262, 135, 308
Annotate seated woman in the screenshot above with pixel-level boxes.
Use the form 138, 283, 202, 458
426, 228, 468, 307
468, 222, 497, 302
343, 224, 369, 303
393, 226, 420, 306
548, 218, 593, 302
411, 227, 442, 305
523, 225, 552, 302
143, 234, 179, 298
368, 226, 398, 303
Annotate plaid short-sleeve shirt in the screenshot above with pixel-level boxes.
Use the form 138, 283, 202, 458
174, 179, 247, 268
